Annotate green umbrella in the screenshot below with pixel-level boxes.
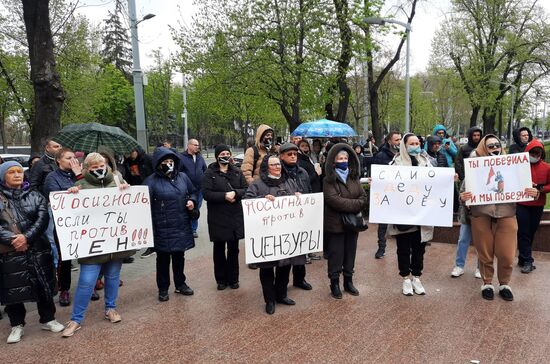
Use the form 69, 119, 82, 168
53, 122, 140, 154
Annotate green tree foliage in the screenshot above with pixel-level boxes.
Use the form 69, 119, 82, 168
101, 0, 132, 80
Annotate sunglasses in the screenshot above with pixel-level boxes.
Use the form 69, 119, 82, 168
284, 152, 298, 156
487, 143, 501, 149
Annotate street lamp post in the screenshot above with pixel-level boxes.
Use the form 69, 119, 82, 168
364, 17, 412, 133
128, 0, 155, 150
182, 74, 189, 149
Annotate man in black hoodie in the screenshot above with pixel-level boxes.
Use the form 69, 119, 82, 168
509, 127, 533, 154
454, 126, 482, 181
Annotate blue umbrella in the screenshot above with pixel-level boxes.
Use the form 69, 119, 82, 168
291, 118, 358, 138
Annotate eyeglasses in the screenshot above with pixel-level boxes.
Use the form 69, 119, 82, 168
284, 152, 298, 156
487, 143, 501, 149
190, 144, 199, 147
268, 163, 281, 167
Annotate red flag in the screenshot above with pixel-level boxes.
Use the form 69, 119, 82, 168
486, 166, 495, 185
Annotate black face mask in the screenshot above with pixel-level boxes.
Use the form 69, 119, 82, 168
218, 156, 230, 165
263, 139, 272, 149
160, 162, 175, 175
91, 169, 106, 179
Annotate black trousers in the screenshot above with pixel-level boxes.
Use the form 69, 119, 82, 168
292, 264, 306, 285
517, 204, 544, 265
326, 231, 358, 279
377, 224, 388, 248
156, 251, 186, 292
54, 231, 71, 291
5, 296, 56, 327
259, 265, 291, 303
395, 230, 425, 277
213, 240, 239, 285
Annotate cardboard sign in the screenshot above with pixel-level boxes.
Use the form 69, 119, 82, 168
50, 186, 154, 261
242, 193, 323, 264
464, 152, 533, 206
369, 165, 455, 227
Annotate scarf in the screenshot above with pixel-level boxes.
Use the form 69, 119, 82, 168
335, 168, 349, 183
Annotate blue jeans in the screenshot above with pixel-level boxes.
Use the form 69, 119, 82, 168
455, 223, 474, 268
71, 260, 123, 324
191, 191, 203, 233
47, 207, 58, 267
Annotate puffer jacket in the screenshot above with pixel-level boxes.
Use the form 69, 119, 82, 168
43, 168, 81, 201
323, 143, 368, 234
75, 171, 136, 264
467, 134, 516, 218
202, 162, 247, 242
387, 134, 435, 242
245, 156, 305, 268
430, 124, 458, 167
0, 185, 55, 305
145, 147, 197, 253
241, 124, 275, 184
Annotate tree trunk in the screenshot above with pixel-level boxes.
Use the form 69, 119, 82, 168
333, 0, 352, 122
469, 106, 480, 127
497, 108, 503, 140
482, 107, 497, 135
369, 87, 383, 146
22, 0, 64, 154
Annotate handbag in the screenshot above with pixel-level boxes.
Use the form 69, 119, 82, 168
335, 183, 368, 232
187, 196, 200, 220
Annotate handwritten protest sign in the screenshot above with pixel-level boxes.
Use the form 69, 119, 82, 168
50, 186, 154, 261
464, 152, 533, 206
242, 193, 323, 264
369, 165, 455, 227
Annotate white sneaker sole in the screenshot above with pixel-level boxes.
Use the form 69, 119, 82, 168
7, 335, 22, 344
41, 325, 64, 333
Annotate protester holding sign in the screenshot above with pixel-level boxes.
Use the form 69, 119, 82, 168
145, 147, 197, 302
387, 133, 433, 296
202, 145, 247, 290
0, 161, 64, 344
460, 135, 538, 301
323, 143, 368, 299
62, 153, 132, 338
43, 147, 83, 307
245, 155, 302, 315
516, 140, 550, 274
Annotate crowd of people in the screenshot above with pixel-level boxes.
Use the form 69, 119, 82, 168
0, 122, 548, 344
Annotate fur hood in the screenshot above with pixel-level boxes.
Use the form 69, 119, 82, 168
324, 143, 360, 183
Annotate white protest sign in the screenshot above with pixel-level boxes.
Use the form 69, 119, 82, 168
50, 186, 154, 261
242, 193, 323, 264
369, 165, 455, 227
464, 152, 533, 206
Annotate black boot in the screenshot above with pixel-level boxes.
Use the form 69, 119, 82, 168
330, 278, 342, 299
343, 276, 359, 296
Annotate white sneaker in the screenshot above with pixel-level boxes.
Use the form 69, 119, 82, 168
7, 325, 24, 344
41, 320, 65, 333
474, 268, 481, 279
402, 278, 413, 296
412, 277, 426, 295
451, 266, 464, 277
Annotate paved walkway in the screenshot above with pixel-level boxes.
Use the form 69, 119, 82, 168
2, 220, 550, 363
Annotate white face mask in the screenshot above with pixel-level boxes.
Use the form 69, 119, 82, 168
529, 156, 540, 164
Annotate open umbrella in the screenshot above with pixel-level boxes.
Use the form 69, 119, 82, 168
52, 122, 140, 154
291, 118, 358, 138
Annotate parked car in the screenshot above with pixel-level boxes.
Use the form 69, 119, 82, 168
0, 154, 31, 170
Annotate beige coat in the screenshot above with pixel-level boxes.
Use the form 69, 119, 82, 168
241, 124, 275, 185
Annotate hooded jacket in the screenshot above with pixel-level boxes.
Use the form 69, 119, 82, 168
241, 124, 275, 185
144, 147, 197, 253
425, 136, 448, 167
386, 134, 434, 242
467, 134, 516, 218
202, 162, 247, 242
372, 142, 397, 166
455, 126, 483, 181
123, 146, 153, 186
0, 185, 55, 305
509, 127, 533, 154
323, 143, 368, 234
430, 124, 458, 167
519, 139, 550, 207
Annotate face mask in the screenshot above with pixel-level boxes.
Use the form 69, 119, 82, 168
335, 162, 348, 170
407, 146, 421, 156
490, 150, 501, 156
218, 156, 230, 165
529, 156, 540, 164
391, 144, 400, 151
160, 162, 174, 175
91, 168, 106, 179
263, 139, 272, 149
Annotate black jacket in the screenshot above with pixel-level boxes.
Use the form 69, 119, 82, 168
123, 147, 154, 185
202, 163, 247, 242
283, 163, 311, 194
372, 143, 396, 166
29, 154, 58, 197
455, 126, 482, 181
509, 127, 533, 154
297, 153, 321, 193
0, 185, 55, 305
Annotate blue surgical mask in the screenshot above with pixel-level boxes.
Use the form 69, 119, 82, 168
407, 146, 421, 156
335, 162, 348, 170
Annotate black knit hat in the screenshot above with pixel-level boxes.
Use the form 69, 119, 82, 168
215, 144, 231, 159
